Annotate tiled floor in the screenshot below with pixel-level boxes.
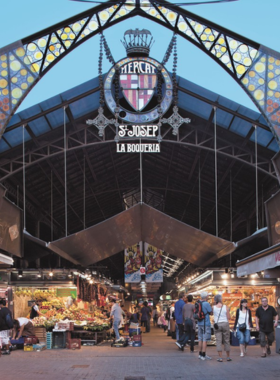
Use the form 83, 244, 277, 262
1, 327, 279, 380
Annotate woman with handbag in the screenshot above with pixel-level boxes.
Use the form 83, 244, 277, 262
213, 294, 232, 362
233, 299, 253, 357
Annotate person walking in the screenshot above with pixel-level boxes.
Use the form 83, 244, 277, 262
152, 306, 159, 327
196, 291, 212, 361
110, 299, 125, 342
174, 293, 185, 339
175, 294, 196, 352
213, 294, 232, 362
140, 301, 151, 333
255, 296, 279, 357
233, 299, 253, 357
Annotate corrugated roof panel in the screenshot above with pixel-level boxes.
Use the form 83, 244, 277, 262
217, 96, 240, 112
267, 139, 279, 152
62, 77, 99, 101
250, 127, 274, 147
4, 127, 31, 147
216, 108, 233, 129
229, 116, 252, 137
28, 116, 51, 137
178, 91, 212, 120
19, 104, 42, 120
40, 95, 62, 112
46, 109, 69, 129
238, 105, 260, 121
178, 77, 219, 102
0, 139, 9, 153
69, 92, 100, 119
6, 113, 22, 129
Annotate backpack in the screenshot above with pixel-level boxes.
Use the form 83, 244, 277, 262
193, 300, 206, 321
5, 311, 14, 329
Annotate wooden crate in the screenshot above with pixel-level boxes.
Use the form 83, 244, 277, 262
34, 327, 46, 340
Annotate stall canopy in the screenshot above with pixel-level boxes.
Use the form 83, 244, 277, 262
48, 203, 235, 267
236, 243, 280, 276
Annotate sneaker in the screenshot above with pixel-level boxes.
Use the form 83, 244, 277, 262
175, 342, 182, 349
205, 355, 212, 360
200, 356, 206, 361
267, 346, 271, 355
1, 350, 10, 355
240, 353, 244, 357
198, 354, 201, 359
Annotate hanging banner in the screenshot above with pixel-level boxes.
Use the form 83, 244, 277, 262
144, 243, 163, 283
124, 242, 142, 283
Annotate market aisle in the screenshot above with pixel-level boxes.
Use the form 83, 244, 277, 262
0, 326, 279, 380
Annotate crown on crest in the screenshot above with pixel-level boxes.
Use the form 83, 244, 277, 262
121, 29, 154, 57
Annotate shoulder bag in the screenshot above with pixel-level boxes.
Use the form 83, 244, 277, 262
238, 309, 247, 332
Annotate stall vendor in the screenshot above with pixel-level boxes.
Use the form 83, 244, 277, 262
29, 300, 43, 319
12, 318, 35, 339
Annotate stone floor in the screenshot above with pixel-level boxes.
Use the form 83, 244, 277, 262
1, 326, 279, 380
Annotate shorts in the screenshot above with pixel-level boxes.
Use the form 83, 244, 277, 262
259, 331, 274, 347
198, 325, 211, 342
0, 330, 10, 345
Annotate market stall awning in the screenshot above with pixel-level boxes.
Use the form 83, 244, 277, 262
236, 243, 280, 276
0, 252, 13, 265
48, 203, 236, 267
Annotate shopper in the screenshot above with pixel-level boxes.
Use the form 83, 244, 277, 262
233, 299, 253, 357
152, 306, 159, 327
255, 296, 279, 357
213, 294, 232, 362
0, 298, 13, 355
176, 294, 196, 352
12, 317, 35, 339
159, 311, 168, 332
110, 299, 125, 342
174, 293, 185, 339
196, 291, 213, 360
140, 301, 151, 333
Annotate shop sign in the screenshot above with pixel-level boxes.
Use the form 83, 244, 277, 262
56, 288, 77, 298
144, 243, 163, 283
124, 242, 142, 283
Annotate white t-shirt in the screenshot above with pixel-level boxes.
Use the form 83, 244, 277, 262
17, 317, 30, 326
213, 305, 228, 323
238, 309, 250, 329
33, 305, 39, 312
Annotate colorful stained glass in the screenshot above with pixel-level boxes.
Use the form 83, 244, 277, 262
140, 0, 167, 23
177, 15, 199, 43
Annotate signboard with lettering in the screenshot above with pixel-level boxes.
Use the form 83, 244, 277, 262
56, 288, 77, 298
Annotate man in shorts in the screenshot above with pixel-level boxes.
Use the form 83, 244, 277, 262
255, 296, 278, 357
197, 291, 213, 361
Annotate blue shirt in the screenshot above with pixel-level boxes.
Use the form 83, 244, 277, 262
197, 301, 212, 327
174, 299, 185, 324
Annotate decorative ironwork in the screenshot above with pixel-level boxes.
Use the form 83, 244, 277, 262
121, 28, 154, 57
0, 0, 280, 145
161, 106, 191, 135
86, 106, 115, 136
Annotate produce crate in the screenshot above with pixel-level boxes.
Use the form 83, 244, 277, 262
57, 322, 74, 331
24, 336, 39, 345
132, 334, 142, 343
132, 341, 141, 347
24, 345, 34, 352
46, 332, 53, 349
66, 339, 81, 350
34, 327, 46, 340
52, 332, 67, 349
33, 343, 46, 351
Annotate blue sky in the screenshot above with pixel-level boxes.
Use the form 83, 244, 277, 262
1, 0, 280, 112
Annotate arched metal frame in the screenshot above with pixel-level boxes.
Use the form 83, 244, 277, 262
0, 0, 280, 145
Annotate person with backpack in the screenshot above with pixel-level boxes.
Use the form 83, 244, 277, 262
174, 293, 186, 339
194, 291, 213, 361
0, 298, 14, 355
